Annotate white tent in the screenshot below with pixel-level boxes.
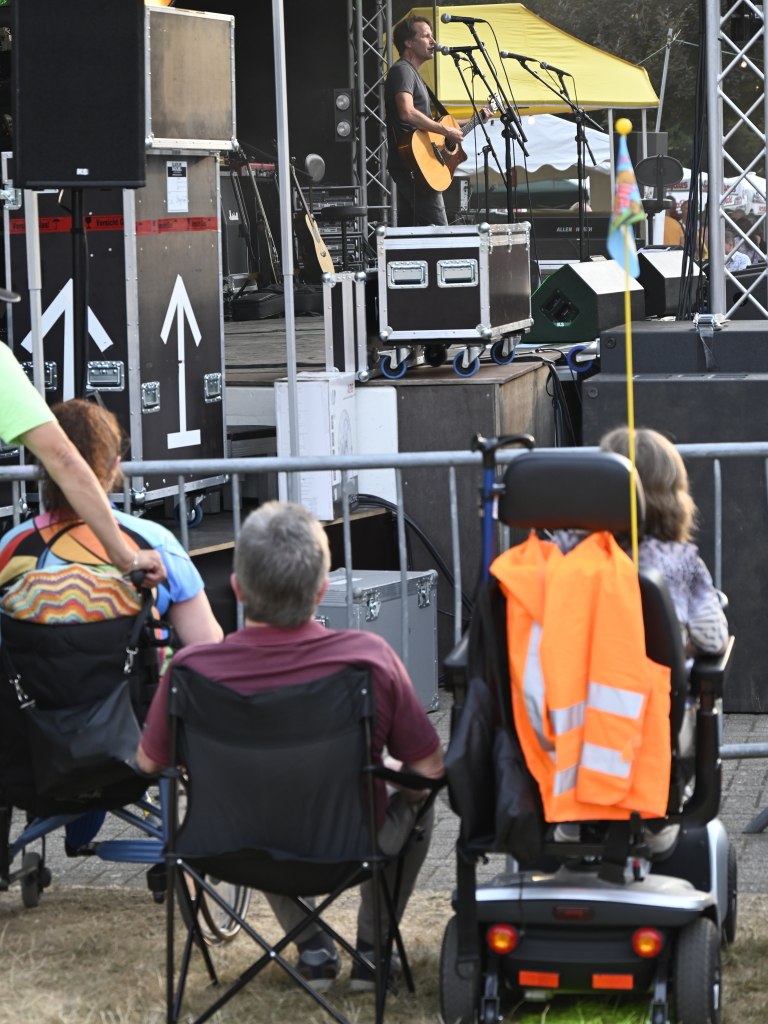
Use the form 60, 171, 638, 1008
455, 113, 610, 182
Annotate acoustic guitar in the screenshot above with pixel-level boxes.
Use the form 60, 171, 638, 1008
290, 162, 335, 280
398, 96, 499, 194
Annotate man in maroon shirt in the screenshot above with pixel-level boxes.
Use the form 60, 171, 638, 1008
137, 501, 443, 992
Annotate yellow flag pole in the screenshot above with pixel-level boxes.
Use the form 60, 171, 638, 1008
623, 225, 639, 567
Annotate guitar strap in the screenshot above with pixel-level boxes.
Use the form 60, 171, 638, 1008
424, 82, 450, 120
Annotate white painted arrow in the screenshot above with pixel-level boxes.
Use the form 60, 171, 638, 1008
160, 274, 202, 449
21, 279, 114, 399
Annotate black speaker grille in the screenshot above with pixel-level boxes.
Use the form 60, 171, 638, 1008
13, 0, 145, 188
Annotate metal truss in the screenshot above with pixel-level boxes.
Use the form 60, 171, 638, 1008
706, 0, 768, 316
349, 0, 394, 242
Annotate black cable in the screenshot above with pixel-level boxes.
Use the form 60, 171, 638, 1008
678, 0, 707, 319
356, 494, 473, 615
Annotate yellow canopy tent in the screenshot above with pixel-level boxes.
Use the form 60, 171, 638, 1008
401, 5, 658, 117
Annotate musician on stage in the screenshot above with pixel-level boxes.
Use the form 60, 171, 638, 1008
385, 16, 490, 226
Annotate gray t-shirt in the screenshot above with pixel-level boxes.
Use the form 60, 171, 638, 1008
385, 58, 434, 169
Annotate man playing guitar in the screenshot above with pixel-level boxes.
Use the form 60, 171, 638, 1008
385, 16, 491, 226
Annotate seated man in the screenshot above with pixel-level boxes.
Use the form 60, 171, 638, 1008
137, 501, 444, 992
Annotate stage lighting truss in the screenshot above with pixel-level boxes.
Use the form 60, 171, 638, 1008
706, 0, 768, 317
349, 0, 394, 239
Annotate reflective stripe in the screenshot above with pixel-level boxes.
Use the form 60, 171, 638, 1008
553, 764, 579, 795
550, 702, 585, 735
523, 622, 554, 753
581, 742, 632, 779
587, 682, 644, 720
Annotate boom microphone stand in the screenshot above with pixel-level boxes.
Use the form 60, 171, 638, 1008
445, 51, 508, 188
501, 53, 600, 262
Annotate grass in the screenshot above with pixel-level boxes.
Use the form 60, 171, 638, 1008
1, 885, 766, 1024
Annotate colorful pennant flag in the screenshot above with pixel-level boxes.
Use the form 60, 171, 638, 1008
607, 130, 645, 278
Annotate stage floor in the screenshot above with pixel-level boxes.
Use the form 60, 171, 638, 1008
224, 316, 325, 385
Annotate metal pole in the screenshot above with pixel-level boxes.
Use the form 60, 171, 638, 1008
231, 473, 243, 630
355, 0, 369, 241
395, 468, 409, 671
348, 0, 357, 190
342, 469, 354, 629
641, 108, 648, 159
177, 476, 189, 554
705, 0, 725, 314
123, 476, 132, 515
71, 187, 88, 399
11, 479, 20, 527
449, 467, 462, 647
386, 0, 396, 226
272, 0, 300, 503
24, 189, 45, 397
376, 0, 387, 229
713, 458, 722, 590
432, 0, 438, 97
655, 28, 674, 132
608, 110, 616, 199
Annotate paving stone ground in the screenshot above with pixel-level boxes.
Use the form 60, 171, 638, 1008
8, 705, 768, 897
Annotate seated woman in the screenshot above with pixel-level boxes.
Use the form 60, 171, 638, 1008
0, 399, 223, 847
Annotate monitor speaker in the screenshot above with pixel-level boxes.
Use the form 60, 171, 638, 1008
527, 259, 645, 344
725, 264, 768, 320
13, 0, 145, 188
638, 249, 698, 318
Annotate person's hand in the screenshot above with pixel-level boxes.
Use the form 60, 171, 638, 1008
480, 106, 493, 122
443, 125, 463, 148
115, 547, 167, 586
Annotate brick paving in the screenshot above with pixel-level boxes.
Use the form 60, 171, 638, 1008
7, 704, 768, 898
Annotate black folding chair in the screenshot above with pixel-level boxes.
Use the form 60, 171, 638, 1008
164, 662, 443, 1024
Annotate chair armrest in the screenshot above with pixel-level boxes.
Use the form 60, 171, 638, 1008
366, 764, 446, 792
443, 633, 469, 696
690, 635, 735, 700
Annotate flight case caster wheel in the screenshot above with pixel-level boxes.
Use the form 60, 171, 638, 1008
453, 352, 480, 377
490, 339, 516, 365
439, 916, 479, 1024
673, 916, 722, 1024
380, 354, 407, 379
424, 344, 448, 367
174, 503, 203, 528
20, 851, 44, 909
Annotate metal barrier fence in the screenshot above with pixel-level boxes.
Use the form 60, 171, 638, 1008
5, 440, 768, 667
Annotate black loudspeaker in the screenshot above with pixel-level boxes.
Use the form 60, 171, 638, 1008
600, 320, 768, 374
725, 264, 768, 320
582, 371, 768, 712
527, 258, 645, 344
13, 0, 145, 188
637, 249, 698, 318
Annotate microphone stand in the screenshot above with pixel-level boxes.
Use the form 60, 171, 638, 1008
506, 56, 599, 262
464, 22, 529, 223
448, 53, 508, 191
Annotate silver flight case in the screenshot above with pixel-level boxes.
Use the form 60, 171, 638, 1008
317, 568, 439, 712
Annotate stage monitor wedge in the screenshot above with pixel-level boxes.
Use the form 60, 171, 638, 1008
13, 0, 146, 188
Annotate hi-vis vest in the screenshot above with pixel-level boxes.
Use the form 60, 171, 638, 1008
490, 531, 671, 822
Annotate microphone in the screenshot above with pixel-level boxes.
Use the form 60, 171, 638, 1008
437, 44, 481, 55
499, 50, 536, 63
440, 13, 487, 24
540, 61, 573, 78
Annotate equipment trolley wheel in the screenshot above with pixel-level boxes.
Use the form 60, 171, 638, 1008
424, 344, 448, 367
20, 851, 45, 909
453, 352, 480, 378
174, 503, 203, 528
380, 354, 407, 379
490, 339, 515, 365
439, 915, 480, 1024
722, 841, 738, 945
673, 916, 722, 1024
179, 871, 251, 946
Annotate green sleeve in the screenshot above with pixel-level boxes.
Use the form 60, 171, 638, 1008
0, 343, 55, 445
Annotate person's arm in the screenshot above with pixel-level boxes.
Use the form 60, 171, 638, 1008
395, 90, 464, 146
167, 590, 224, 646
384, 747, 445, 801
21, 420, 166, 585
136, 743, 164, 775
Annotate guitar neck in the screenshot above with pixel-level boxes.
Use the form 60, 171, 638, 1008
462, 110, 484, 138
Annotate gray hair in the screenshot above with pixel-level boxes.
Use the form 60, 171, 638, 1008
233, 502, 330, 627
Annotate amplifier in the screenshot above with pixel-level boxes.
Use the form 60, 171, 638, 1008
582, 371, 768, 712
527, 258, 645, 344
600, 320, 768, 375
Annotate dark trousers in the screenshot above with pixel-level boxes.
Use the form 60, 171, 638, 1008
389, 167, 448, 227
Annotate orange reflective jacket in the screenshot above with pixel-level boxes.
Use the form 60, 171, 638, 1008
491, 532, 671, 822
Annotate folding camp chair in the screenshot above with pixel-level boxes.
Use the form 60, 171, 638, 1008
163, 662, 443, 1024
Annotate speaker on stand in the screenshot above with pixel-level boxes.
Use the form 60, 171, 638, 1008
13, 0, 146, 397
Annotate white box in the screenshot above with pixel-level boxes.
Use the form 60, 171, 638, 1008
355, 386, 398, 504
275, 372, 357, 521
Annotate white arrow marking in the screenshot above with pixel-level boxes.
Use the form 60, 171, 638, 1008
161, 274, 202, 449
21, 279, 114, 399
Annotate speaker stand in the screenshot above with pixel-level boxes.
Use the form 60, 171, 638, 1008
71, 188, 88, 399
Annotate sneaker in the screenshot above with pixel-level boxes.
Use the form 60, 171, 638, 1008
349, 947, 401, 993
296, 947, 342, 992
